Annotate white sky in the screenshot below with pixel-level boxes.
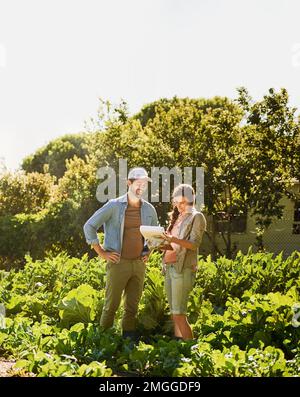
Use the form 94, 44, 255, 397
0, 0, 300, 171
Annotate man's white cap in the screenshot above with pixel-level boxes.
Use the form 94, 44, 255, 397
128, 167, 152, 182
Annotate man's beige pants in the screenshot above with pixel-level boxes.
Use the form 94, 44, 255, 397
100, 257, 146, 331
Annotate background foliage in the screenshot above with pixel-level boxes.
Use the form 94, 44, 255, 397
1, 89, 299, 267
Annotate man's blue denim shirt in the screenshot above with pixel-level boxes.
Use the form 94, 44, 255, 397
83, 193, 159, 254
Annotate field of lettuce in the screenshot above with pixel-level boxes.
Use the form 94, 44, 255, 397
0, 248, 300, 377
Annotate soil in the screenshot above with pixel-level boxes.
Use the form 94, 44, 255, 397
0, 359, 15, 377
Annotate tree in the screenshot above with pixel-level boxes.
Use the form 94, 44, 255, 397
135, 96, 245, 257
236, 87, 300, 250
21, 133, 89, 179
0, 171, 57, 216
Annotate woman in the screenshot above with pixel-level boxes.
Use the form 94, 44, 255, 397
160, 184, 207, 341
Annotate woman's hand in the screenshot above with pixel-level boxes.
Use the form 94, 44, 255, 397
161, 232, 173, 243
161, 233, 197, 251
157, 242, 173, 251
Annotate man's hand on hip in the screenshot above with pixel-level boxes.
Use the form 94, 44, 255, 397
100, 251, 120, 263
91, 243, 120, 263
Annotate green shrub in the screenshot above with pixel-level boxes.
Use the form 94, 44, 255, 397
0, 251, 299, 377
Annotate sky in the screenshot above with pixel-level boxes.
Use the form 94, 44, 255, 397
0, 0, 300, 171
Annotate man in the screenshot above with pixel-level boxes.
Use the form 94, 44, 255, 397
83, 167, 159, 341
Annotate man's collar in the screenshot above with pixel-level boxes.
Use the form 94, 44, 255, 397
119, 193, 128, 203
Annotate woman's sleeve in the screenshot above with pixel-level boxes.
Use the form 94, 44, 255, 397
188, 212, 207, 248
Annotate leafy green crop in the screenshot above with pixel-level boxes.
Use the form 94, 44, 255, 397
0, 249, 299, 377
58, 284, 99, 327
